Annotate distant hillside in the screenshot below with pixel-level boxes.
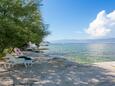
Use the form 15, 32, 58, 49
51, 38, 115, 44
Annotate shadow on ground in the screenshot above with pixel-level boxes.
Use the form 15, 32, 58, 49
0, 58, 115, 86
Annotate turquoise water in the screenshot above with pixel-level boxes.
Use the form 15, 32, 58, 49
47, 43, 115, 64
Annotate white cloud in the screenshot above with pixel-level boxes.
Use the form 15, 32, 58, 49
86, 10, 115, 37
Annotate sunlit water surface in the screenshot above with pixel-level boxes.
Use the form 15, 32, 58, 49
47, 43, 115, 64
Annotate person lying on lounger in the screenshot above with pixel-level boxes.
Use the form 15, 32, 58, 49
13, 47, 32, 60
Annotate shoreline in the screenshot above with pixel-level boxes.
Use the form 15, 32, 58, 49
0, 53, 115, 86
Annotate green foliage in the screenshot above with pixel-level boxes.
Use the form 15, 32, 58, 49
0, 0, 49, 58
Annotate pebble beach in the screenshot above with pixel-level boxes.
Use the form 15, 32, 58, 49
0, 52, 115, 86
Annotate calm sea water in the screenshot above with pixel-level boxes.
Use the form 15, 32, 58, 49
47, 43, 115, 64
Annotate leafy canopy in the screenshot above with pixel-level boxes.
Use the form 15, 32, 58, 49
0, 0, 49, 56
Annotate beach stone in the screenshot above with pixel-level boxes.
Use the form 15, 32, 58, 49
0, 77, 13, 86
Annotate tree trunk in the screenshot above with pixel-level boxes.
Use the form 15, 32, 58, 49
0, 46, 5, 58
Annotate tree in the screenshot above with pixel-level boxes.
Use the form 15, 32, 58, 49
0, 0, 49, 58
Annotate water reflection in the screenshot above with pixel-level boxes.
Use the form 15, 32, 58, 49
48, 43, 115, 63
87, 44, 107, 56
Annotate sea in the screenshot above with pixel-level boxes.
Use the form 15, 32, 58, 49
47, 43, 115, 64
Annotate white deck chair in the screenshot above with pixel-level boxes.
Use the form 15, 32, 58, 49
13, 48, 34, 66
5, 54, 29, 68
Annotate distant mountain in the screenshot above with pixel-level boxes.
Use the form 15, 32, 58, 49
51, 38, 115, 44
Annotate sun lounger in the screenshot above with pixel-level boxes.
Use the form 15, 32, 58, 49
4, 54, 33, 68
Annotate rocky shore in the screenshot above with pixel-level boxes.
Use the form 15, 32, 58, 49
0, 52, 115, 86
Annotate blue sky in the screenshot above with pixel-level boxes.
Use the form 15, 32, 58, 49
41, 0, 115, 41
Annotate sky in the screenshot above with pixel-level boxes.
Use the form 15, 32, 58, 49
41, 0, 115, 41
